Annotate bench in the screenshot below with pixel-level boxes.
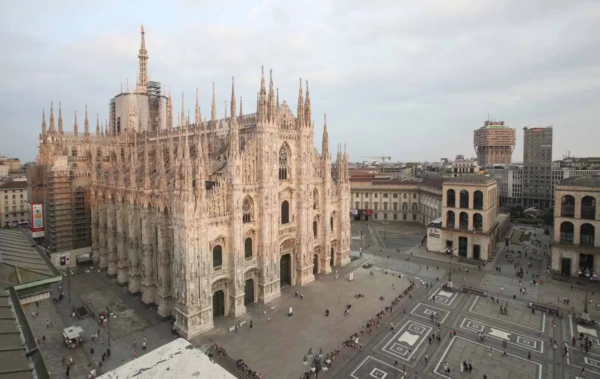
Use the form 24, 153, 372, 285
461, 286, 488, 297
529, 302, 562, 318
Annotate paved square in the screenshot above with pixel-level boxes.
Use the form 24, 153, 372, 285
567, 347, 600, 376
411, 303, 450, 324
428, 287, 460, 307
468, 296, 545, 332
350, 356, 405, 379
434, 336, 544, 379
459, 317, 544, 353
196, 268, 412, 379
568, 315, 600, 347
381, 320, 431, 361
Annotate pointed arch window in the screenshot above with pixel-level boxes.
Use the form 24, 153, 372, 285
330, 216, 334, 232
243, 197, 253, 223
121, 147, 125, 160
72, 147, 78, 157
313, 188, 319, 209
244, 238, 253, 259
213, 245, 223, 268
281, 200, 290, 224
279, 145, 289, 180
313, 220, 318, 237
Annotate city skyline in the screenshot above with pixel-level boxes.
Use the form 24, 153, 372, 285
1, 0, 600, 163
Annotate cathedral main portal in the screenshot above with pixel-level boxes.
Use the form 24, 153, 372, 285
244, 279, 254, 305
280, 254, 292, 288
213, 290, 225, 318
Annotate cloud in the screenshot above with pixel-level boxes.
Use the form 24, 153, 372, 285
1, 0, 599, 164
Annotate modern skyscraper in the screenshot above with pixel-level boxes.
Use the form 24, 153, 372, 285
522, 126, 553, 209
473, 121, 516, 166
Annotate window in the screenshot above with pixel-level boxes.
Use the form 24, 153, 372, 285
213, 245, 223, 268
403, 214, 406, 220
243, 198, 253, 223
384, 203, 388, 210
279, 145, 288, 180
403, 193, 407, 199
413, 214, 416, 220
374, 194, 378, 198
384, 213, 388, 220
383, 194, 388, 198
313, 189, 319, 209
413, 194, 416, 199
72, 147, 78, 157
393, 203, 398, 211
393, 214, 397, 220
393, 194, 398, 198
330, 217, 334, 232
446, 189, 455, 207
244, 238, 253, 259
313, 221, 318, 237
281, 201, 290, 224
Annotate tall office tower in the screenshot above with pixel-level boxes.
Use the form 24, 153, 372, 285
522, 126, 553, 209
473, 121, 516, 166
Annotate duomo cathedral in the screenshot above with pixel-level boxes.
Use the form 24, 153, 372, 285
34, 26, 351, 338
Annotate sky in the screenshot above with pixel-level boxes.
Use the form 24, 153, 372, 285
1, 0, 599, 164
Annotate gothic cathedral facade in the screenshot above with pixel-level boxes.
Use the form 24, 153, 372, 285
35, 26, 351, 339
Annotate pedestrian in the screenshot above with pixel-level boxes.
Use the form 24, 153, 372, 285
528, 351, 531, 359
267, 316, 271, 323
424, 353, 428, 364
142, 341, 147, 351
250, 320, 253, 330
300, 293, 304, 300
133, 339, 137, 348
488, 347, 492, 359
46, 320, 50, 328
134, 350, 138, 359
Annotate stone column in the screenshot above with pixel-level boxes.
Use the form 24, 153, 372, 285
141, 206, 157, 305
106, 200, 118, 277
116, 201, 129, 285
98, 199, 108, 269
91, 193, 100, 266
128, 203, 142, 294
156, 210, 173, 317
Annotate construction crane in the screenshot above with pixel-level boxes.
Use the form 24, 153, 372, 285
362, 156, 391, 173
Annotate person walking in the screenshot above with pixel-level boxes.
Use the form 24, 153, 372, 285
249, 320, 253, 330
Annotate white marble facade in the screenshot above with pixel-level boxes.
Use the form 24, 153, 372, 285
36, 26, 351, 339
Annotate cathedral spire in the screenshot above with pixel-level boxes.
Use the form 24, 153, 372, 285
297, 79, 305, 127
167, 89, 173, 129
73, 111, 79, 136
96, 112, 100, 135
239, 96, 243, 118
84, 105, 90, 136
58, 102, 64, 135
211, 83, 217, 125
41, 108, 47, 136
230, 77, 236, 120
137, 24, 148, 92
258, 66, 267, 120
181, 93, 185, 127
322, 113, 329, 157
267, 69, 275, 121
49, 102, 55, 133
305, 80, 311, 127
195, 87, 200, 126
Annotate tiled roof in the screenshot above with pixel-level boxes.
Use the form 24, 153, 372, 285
0, 181, 28, 190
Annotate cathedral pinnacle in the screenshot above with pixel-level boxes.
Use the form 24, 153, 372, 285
297, 79, 304, 127
230, 77, 236, 119
84, 105, 90, 136
195, 87, 200, 126
305, 80, 311, 126
96, 112, 100, 135
211, 83, 217, 124
73, 111, 79, 136
268, 69, 275, 120
137, 24, 148, 92
181, 93, 185, 127
58, 102, 64, 135
322, 113, 329, 157
276, 88, 279, 110
41, 108, 47, 136
258, 66, 267, 120
49, 102, 55, 133
239, 96, 243, 118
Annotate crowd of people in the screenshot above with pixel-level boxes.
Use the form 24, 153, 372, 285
322, 280, 417, 371
211, 343, 263, 379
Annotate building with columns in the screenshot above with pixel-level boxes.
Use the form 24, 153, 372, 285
29, 26, 351, 339
551, 176, 600, 278
427, 175, 510, 261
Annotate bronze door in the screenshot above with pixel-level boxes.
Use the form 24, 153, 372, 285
244, 279, 254, 305
280, 254, 291, 287
212, 290, 225, 318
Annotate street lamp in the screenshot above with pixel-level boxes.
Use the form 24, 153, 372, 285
445, 247, 455, 288
303, 348, 327, 378
106, 306, 112, 357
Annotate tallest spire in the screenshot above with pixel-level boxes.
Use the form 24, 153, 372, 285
137, 24, 148, 92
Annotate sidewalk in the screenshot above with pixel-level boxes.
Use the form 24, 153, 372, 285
25, 300, 92, 379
